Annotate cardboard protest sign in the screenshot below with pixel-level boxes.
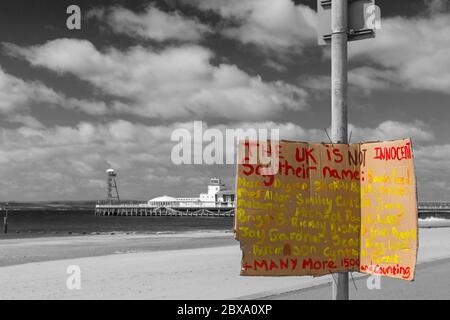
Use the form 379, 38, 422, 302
235, 139, 417, 280
360, 139, 418, 280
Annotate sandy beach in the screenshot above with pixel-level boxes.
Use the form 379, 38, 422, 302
0, 226, 449, 300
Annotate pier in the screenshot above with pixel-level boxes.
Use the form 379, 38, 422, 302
95, 201, 450, 217
417, 201, 450, 214
95, 204, 235, 217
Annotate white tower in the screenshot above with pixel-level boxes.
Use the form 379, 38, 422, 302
106, 169, 120, 203
208, 178, 224, 194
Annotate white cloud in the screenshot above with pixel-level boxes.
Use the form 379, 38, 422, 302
263, 59, 287, 72
414, 144, 450, 200
348, 67, 398, 94
5, 39, 309, 120
88, 5, 211, 42
0, 119, 438, 201
300, 69, 397, 95
0, 64, 110, 117
350, 120, 435, 143
187, 0, 317, 53
425, 0, 449, 15
0, 120, 183, 200
300, 75, 331, 92
0, 66, 61, 114
221, 120, 434, 144
5, 114, 44, 128
218, 121, 323, 141
349, 12, 450, 94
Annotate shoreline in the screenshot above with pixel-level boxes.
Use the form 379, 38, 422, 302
1, 216, 448, 241
0, 228, 235, 240
0, 211, 234, 240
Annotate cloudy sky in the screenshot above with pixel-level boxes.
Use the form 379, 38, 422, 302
0, 0, 449, 201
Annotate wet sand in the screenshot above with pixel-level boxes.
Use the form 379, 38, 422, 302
0, 231, 235, 267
